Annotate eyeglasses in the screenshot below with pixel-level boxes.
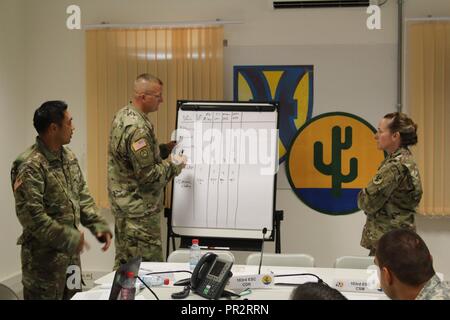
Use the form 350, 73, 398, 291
144, 93, 162, 99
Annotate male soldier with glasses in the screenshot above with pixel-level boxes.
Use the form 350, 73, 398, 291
108, 73, 186, 268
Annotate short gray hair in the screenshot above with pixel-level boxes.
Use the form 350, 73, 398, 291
135, 73, 163, 85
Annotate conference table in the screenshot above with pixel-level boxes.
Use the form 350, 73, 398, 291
73, 262, 389, 300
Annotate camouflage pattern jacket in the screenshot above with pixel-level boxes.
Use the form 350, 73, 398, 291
416, 274, 450, 300
108, 104, 183, 218
358, 147, 423, 250
11, 138, 111, 254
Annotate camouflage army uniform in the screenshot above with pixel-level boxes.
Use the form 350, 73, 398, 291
416, 274, 450, 300
108, 104, 183, 268
11, 138, 111, 300
358, 147, 422, 254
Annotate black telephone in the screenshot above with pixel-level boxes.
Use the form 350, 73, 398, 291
190, 252, 233, 300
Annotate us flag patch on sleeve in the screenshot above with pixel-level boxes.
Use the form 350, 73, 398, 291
14, 178, 23, 192
132, 138, 148, 152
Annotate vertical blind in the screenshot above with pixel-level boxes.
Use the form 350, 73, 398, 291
86, 27, 224, 208
407, 22, 450, 216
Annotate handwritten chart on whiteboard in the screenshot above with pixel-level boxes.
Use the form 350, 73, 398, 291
171, 102, 278, 240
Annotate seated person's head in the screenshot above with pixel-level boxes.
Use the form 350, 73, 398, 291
375, 229, 435, 300
290, 281, 347, 300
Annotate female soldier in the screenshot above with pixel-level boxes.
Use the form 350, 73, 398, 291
359, 112, 422, 256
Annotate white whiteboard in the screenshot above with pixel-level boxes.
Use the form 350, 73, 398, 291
171, 102, 278, 239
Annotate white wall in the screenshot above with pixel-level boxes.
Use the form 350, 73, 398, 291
22, 0, 117, 274
404, 0, 450, 17
224, 0, 450, 279
0, 0, 27, 282
1, 0, 448, 283
223, 0, 398, 269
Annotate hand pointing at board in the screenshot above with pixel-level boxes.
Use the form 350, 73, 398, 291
170, 153, 187, 168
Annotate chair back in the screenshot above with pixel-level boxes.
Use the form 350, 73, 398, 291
334, 256, 375, 269
246, 253, 315, 267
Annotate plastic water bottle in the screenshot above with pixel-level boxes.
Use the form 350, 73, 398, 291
189, 238, 201, 271
119, 271, 136, 300
140, 275, 169, 288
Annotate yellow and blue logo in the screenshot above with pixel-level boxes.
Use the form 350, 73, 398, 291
234, 65, 313, 163
286, 112, 385, 215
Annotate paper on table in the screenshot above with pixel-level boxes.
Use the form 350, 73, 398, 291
139, 262, 188, 273
94, 264, 184, 285
71, 289, 110, 300
273, 274, 320, 286
71, 290, 148, 300
344, 292, 388, 300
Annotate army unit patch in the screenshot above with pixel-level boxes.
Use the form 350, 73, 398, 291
139, 150, 149, 158
132, 138, 148, 152
373, 174, 383, 185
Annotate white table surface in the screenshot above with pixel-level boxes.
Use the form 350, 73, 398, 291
73, 262, 389, 300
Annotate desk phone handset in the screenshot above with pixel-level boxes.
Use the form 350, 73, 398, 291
190, 252, 233, 300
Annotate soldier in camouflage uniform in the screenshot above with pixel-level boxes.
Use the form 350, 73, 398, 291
11, 101, 112, 299
415, 274, 450, 300
375, 229, 450, 300
108, 74, 186, 269
358, 112, 422, 255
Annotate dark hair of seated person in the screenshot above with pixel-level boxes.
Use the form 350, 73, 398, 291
290, 282, 347, 300
376, 229, 435, 286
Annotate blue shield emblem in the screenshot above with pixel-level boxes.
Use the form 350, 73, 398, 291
234, 65, 314, 163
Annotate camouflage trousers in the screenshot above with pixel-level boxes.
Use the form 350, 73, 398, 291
114, 212, 163, 269
21, 245, 82, 300
360, 215, 416, 254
